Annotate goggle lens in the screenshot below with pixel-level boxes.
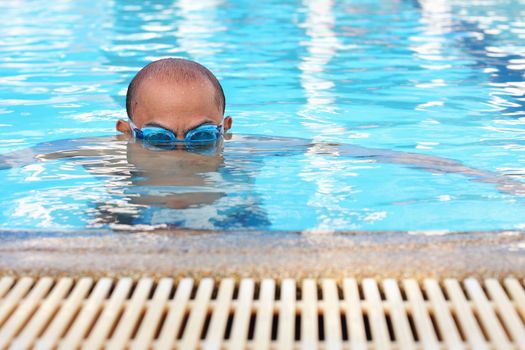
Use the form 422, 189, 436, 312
144, 131, 175, 143
137, 127, 176, 144
187, 128, 219, 142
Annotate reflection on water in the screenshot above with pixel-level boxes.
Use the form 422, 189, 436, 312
34, 137, 272, 230
297, 0, 359, 230
173, 0, 226, 69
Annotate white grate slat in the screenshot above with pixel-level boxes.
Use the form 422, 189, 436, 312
178, 278, 214, 350
383, 279, 416, 350
253, 279, 275, 350
0, 277, 15, 299
343, 278, 367, 350
403, 279, 440, 350
321, 279, 342, 350
277, 279, 296, 350
363, 278, 391, 350
300, 279, 318, 350
229, 279, 254, 350
203, 278, 234, 350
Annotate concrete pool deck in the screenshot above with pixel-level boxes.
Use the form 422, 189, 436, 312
0, 229, 524, 279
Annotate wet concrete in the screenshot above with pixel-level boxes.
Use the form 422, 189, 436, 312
1, 229, 525, 280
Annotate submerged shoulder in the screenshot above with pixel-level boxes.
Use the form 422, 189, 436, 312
0, 136, 125, 170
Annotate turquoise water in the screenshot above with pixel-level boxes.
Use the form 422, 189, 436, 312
1, 0, 525, 232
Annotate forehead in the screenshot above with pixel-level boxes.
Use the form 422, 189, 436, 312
134, 75, 221, 118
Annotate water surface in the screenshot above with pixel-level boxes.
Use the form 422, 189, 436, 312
1, 0, 525, 232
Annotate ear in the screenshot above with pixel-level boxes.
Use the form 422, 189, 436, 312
223, 116, 233, 131
116, 119, 132, 134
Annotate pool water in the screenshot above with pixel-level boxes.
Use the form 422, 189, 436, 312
1, 0, 525, 232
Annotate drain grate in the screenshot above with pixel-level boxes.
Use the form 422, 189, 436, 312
0, 277, 524, 349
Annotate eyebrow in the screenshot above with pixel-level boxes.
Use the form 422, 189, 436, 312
144, 122, 171, 129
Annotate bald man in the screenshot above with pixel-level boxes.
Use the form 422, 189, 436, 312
115, 58, 232, 148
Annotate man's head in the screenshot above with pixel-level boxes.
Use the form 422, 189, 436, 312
116, 58, 232, 140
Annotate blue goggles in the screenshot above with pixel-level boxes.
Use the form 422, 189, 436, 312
129, 120, 223, 144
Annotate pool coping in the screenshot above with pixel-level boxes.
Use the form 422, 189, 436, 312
0, 229, 524, 280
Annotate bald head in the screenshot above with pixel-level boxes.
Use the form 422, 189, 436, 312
125, 58, 225, 120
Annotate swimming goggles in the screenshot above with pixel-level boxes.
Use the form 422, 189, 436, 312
129, 120, 223, 144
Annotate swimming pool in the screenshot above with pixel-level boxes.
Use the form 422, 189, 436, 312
1, 0, 525, 232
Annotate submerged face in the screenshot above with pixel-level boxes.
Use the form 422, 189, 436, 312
125, 140, 225, 209
117, 74, 232, 140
